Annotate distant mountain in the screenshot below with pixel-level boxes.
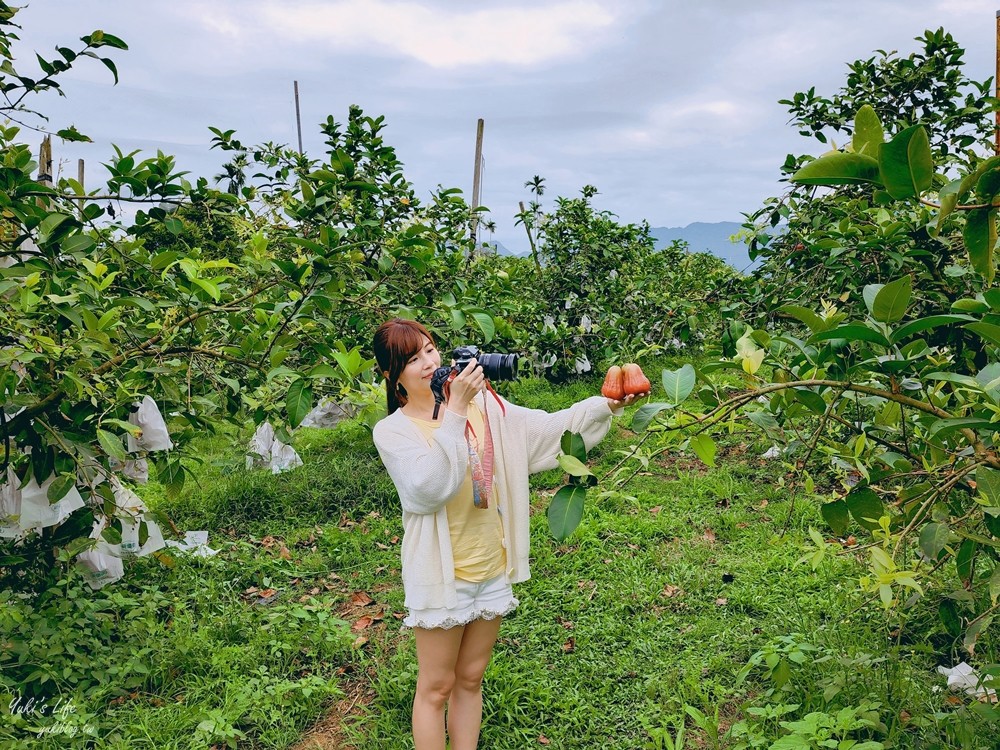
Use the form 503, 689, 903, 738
488, 221, 759, 269
649, 222, 756, 271
486, 240, 527, 257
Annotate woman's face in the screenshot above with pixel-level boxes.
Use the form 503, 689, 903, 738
396, 336, 441, 399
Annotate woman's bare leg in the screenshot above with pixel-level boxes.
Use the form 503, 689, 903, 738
447, 616, 503, 750
412, 625, 465, 750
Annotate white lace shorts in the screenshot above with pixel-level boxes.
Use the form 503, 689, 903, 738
404, 574, 519, 630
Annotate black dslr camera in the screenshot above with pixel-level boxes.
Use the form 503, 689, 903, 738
430, 345, 519, 416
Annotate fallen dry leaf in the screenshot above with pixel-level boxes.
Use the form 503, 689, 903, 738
278, 545, 292, 560
352, 616, 374, 632
703, 528, 717, 543
715, 597, 728, 606
351, 591, 374, 607
562, 637, 575, 653
649, 506, 662, 515
662, 584, 683, 598
352, 635, 369, 648
538, 734, 550, 745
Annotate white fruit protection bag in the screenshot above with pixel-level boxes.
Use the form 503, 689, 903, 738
127, 396, 174, 452
246, 421, 302, 474
18, 474, 85, 532
0, 465, 23, 539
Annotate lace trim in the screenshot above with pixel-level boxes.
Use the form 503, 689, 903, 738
404, 599, 518, 630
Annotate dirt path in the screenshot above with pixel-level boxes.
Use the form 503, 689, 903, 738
290, 582, 406, 749
288, 670, 376, 750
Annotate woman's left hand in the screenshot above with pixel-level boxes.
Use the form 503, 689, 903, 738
606, 392, 649, 411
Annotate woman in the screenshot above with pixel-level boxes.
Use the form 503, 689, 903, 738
371, 318, 643, 750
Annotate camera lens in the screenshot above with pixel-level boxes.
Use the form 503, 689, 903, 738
479, 353, 519, 382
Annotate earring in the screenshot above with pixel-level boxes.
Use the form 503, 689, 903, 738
396, 383, 407, 397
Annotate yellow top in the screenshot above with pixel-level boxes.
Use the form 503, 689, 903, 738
408, 401, 507, 582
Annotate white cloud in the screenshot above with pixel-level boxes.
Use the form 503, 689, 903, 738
188, 0, 620, 69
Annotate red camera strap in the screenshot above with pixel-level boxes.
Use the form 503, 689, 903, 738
465, 384, 505, 509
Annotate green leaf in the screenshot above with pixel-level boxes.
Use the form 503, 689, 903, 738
159, 459, 185, 499
871, 275, 911, 323
936, 179, 962, 229
846, 487, 884, 531
956, 538, 976, 585
661, 364, 695, 405
778, 304, 827, 334
939, 599, 962, 637
547, 484, 586, 541
919, 522, 950, 560
890, 314, 976, 344
329, 149, 355, 179
821, 500, 850, 536
286, 378, 313, 429
630, 402, 672, 432
978, 467, 1000, 506
852, 105, 884, 159
689, 434, 716, 467
963, 207, 996, 283
810, 325, 890, 348
449, 308, 466, 331
557, 454, 593, 478
952, 298, 990, 313
928, 416, 999, 437
966, 321, 1000, 349
560, 431, 587, 463
985, 288, 1000, 311
164, 217, 183, 236
791, 152, 881, 186
96, 429, 127, 462
794, 388, 827, 415
470, 312, 495, 343
862, 283, 883, 316
878, 124, 933, 199
60, 233, 96, 254
37, 212, 72, 242
46, 473, 75, 504
977, 166, 1000, 202
100, 56, 119, 84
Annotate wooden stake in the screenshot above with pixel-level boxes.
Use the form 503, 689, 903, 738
38, 135, 52, 186
470, 118, 484, 250
294, 80, 304, 154
995, 11, 999, 154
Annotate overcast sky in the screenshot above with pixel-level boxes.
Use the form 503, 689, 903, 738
12, 1, 999, 254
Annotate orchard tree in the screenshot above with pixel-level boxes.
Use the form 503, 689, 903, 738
740, 29, 998, 328
0, 6, 507, 590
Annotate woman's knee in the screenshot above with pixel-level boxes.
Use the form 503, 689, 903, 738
453, 663, 486, 693
416, 672, 455, 707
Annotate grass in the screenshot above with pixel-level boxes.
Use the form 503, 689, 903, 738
2, 364, 998, 748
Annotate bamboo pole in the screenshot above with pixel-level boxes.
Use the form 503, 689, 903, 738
996, 11, 999, 154
294, 80, 304, 154
470, 118, 484, 250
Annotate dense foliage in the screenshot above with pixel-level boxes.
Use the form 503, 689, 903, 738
0, 3, 731, 590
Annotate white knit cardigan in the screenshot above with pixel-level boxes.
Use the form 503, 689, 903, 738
373, 392, 618, 610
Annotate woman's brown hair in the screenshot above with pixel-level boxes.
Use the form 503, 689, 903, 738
372, 319, 436, 414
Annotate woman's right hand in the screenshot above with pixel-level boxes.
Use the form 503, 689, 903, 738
446, 358, 485, 416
